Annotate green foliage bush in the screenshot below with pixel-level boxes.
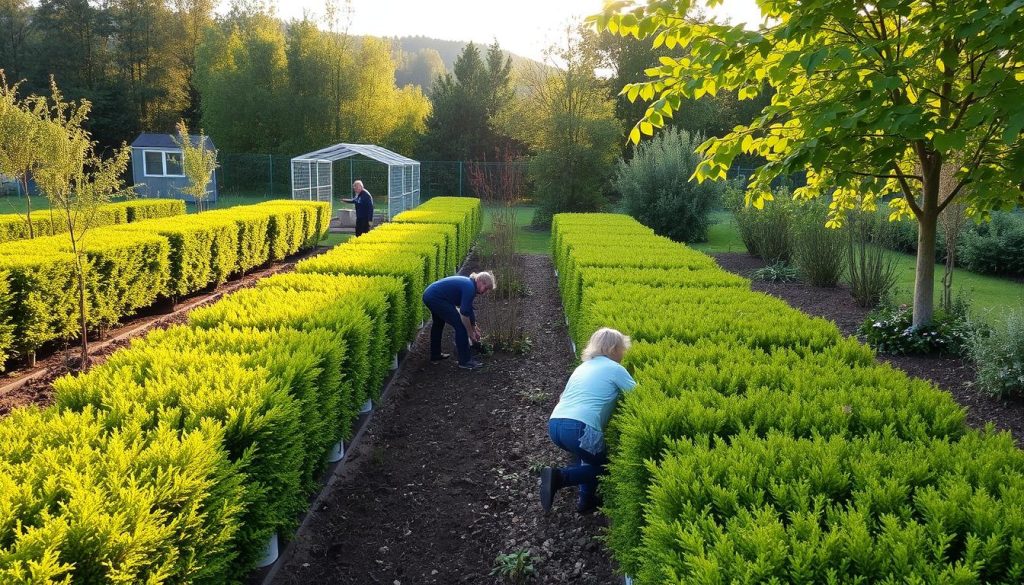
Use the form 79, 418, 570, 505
393, 196, 481, 262
0, 251, 84, 363
552, 212, 1024, 583
107, 198, 187, 222
640, 430, 1024, 584
728, 184, 793, 262
368, 222, 458, 274
0, 198, 480, 581
970, 309, 1024, 399
859, 302, 976, 356
751, 261, 800, 283
0, 273, 13, 370
789, 201, 845, 286
960, 211, 1024, 277
297, 250, 427, 338
615, 127, 723, 242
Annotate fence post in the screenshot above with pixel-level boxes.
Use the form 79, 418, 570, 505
268, 154, 274, 197
458, 161, 463, 197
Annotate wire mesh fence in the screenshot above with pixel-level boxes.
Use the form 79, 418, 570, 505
215, 155, 534, 201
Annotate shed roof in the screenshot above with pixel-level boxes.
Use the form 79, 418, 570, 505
131, 132, 215, 150
292, 143, 417, 165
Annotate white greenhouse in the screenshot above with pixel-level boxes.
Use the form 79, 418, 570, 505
290, 143, 420, 220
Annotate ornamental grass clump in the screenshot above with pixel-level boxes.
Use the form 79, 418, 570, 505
789, 200, 845, 286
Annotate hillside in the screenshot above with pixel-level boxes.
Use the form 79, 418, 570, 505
390, 35, 546, 92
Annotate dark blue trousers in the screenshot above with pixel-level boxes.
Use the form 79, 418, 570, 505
423, 294, 472, 365
548, 418, 608, 501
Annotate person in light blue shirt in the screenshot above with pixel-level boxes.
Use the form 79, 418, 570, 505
541, 327, 636, 514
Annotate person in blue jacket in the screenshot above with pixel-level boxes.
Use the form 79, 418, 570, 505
421, 271, 496, 370
540, 327, 636, 514
342, 180, 374, 236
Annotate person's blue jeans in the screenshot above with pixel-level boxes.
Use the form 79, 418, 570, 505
548, 418, 608, 502
423, 294, 472, 365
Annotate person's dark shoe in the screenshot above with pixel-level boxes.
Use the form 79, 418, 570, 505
540, 467, 562, 513
457, 359, 483, 370
430, 352, 451, 363
576, 493, 602, 514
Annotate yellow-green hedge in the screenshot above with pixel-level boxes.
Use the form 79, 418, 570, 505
0, 200, 329, 370
0, 200, 473, 581
553, 212, 1024, 583
0, 199, 185, 243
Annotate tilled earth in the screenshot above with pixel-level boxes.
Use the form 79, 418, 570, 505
271, 255, 619, 585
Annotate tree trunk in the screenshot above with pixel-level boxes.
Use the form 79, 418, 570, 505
21, 176, 33, 239
913, 211, 937, 327
912, 152, 947, 329
73, 250, 89, 370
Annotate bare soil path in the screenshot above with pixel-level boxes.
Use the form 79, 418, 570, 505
270, 255, 619, 585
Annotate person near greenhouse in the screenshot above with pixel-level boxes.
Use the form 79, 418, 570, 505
342, 180, 374, 236
540, 327, 636, 514
421, 272, 496, 370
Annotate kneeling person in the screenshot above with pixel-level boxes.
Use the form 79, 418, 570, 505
541, 327, 636, 513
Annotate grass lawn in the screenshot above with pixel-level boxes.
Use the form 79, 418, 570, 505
320, 232, 351, 248
699, 211, 1024, 319
690, 211, 747, 254
482, 204, 551, 255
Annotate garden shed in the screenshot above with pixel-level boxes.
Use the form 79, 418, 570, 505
130, 132, 218, 202
290, 143, 420, 221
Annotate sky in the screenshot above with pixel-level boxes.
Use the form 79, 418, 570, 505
268, 0, 763, 62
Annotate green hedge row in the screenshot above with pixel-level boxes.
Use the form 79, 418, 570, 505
552, 213, 1024, 583
0, 198, 186, 243
0, 199, 481, 582
393, 196, 481, 263
0, 200, 330, 371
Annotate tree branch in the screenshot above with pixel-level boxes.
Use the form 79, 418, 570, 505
893, 163, 923, 218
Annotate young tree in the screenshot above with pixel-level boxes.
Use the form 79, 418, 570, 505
597, 0, 1024, 328
520, 27, 621, 226
33, 79, 132, 368
173, 119, 217, 212
0, 73, 46, 238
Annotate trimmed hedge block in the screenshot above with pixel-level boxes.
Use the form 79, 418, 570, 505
552, 212, 1024, 582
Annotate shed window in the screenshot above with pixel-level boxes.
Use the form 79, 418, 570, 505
142, 150, 186, 177
144, 151, 164, 176
165, 152, 184, 176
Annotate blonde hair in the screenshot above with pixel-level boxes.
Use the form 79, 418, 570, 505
581, 327, 631, 361
352, 180, 364, 190
471, 271, 496, 290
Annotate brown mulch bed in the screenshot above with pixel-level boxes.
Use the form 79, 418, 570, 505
271, 254, 618, 585
714, 251, 1024, 445
0, 246, 327, 417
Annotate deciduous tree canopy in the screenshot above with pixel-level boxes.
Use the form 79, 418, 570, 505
597, 0, 1024, 326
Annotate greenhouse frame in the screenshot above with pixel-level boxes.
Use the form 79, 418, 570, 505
290, 143, 420, 220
